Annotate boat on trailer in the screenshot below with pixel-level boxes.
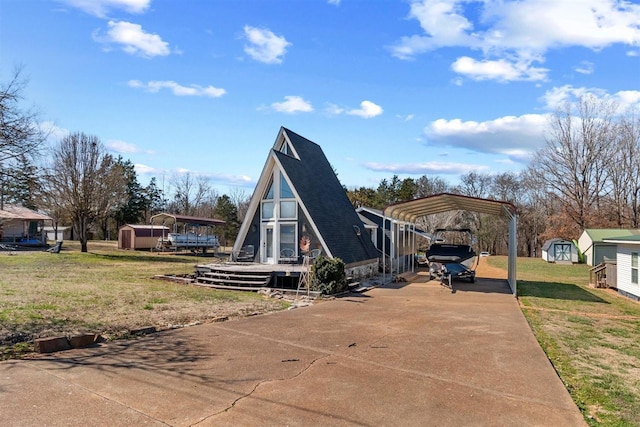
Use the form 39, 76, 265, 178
157, 232, 220, 251
426, 228, 478, 285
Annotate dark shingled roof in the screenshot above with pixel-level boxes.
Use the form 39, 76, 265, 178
275, 128, 378, 264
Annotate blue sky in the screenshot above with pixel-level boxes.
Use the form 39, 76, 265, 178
2, 0, 639, 196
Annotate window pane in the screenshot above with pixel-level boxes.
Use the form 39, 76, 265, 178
261, 202, 274, 220
280, 201, 297, 219
632, 268, 638, 284
632, 252, 638, 268
266, 227, 273, 258
280, 224, 296, 255
280, 174, 294, 198
263, 179, 274, 200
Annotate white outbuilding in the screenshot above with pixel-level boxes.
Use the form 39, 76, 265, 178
541, 238, 579, 263
602, 235, 640, 302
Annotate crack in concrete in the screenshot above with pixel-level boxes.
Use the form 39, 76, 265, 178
192, 353, 332, 426
208, 323, 576, 411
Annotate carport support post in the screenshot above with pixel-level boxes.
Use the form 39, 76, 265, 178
507, 208, 517, 296
382, 216, 387, 283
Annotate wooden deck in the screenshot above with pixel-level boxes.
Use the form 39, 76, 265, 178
196, 262, 308, 274
194, 262, 309, 290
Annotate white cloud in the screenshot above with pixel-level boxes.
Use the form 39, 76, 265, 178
347, 100, 384, 119
134, 163, 157, 175
270, 96, 313, 114
243, 26, 290, 64
325, 103, 345, 115
397, 114, 415, 122
61, 0, 150, 17
451, 56, 548, 82
203, 172, 254, 187
391, 0, 640, 82
424, 114, 549, 163
140, 166, 255, 188
328, 0, 341, 5
540, 85, 640, 111
106, 139, 154, 154
128, 80, 226, 97
363, 161, 488, 175
107, 139, 138, 153
574, 61, 594, 75
94, 21, 170, 58
40, 121, 70, 143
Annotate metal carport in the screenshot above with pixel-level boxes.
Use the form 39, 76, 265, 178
382, 193, 518, 295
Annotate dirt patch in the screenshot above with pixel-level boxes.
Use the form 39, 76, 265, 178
474, 257, 508, 279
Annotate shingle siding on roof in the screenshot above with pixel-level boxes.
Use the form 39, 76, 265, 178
278, 128, 378, 265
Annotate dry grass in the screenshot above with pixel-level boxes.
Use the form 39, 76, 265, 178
0, 241, 289, 359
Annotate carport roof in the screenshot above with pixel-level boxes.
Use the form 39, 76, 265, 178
150, 213, 225, 227
383, 193, 517, 222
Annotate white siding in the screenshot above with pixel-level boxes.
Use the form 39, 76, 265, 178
616, 244, 640, 299
577, 232, 593, 264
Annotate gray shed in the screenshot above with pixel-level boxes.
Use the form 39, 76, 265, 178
541, 238, 579, 263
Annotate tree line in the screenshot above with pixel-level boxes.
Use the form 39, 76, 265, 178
2, 69, 639, 256
346, 95, 640, 257
0, 70, 248, 252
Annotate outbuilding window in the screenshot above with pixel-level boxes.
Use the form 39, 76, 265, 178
632, 252, 638, 285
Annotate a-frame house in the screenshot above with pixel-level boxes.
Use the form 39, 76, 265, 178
233, 127, 379, 275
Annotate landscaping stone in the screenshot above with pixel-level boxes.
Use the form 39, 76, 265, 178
68, 334, 100, 349
34, 336, 71, 353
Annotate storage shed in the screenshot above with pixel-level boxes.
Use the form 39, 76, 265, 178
602, 235, 640, 302
541, 238, 579, 263
43, 226, 72, 242
118, 224, 169, 250
578, 229, 640, 266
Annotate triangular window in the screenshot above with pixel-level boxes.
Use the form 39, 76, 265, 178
280, 174, 293, 199
263, 179, 274, 200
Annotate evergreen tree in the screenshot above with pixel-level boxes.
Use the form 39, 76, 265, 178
215, 194, 239, 247
113, 157, 145, 227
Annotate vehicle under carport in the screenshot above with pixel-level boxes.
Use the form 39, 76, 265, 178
382, 192, 518, 295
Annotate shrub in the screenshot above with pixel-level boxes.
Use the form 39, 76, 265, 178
310, 256, 346, 295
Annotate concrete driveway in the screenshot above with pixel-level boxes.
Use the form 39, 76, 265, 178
1, 277, 585, 426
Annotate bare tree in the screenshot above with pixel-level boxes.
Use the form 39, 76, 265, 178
457, 171, 493, 199
228, 187, 250, 222
0, 67, 46, 209
168, 173, 216, 216
414, 175, 450, 198
45, 132, 126, 252
614, 111, 640, 227
530, 95, 617, 231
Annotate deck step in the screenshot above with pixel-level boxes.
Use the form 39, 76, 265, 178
197, 276, 270, 286
347, 282, 360, 290
201, 272, 271, 281
193, 282, 268, 291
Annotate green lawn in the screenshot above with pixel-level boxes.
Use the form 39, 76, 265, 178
0, 241, 289, 359
488, 256, 640, 426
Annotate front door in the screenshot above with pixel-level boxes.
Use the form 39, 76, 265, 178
261, 224, 275, 264
554, 243, 571, 261
122, 230, 131, 249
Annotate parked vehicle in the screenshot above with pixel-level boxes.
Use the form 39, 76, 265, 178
426, 228, 477, 285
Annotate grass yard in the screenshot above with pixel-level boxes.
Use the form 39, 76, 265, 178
0, 241, 289, 360
488, 256, 640, 427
